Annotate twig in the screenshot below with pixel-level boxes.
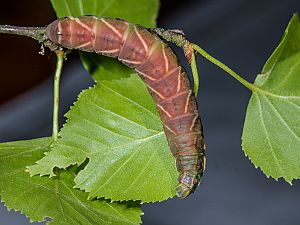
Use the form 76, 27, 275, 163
0, 25, 46, 42
0, 24, 64, 140
0, 25, 59, 51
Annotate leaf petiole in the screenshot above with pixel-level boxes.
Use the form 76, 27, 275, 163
150, 27, 257, 93
190, 51, 199, 95
192, 43, 256, 92
52, 51, 64, 141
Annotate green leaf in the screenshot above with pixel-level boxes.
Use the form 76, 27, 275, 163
50, 0, 159, 28
0, 138, 142, 225
28, 76, 178, 203
242, 14, 300, 183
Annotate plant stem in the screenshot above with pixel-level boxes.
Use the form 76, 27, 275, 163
190, 51, 199, 95
52, 51, 65, 141
192, 43, 256, 91
0, 25, 46, 42
0, 24, 64, 140
0, 25, 59, 51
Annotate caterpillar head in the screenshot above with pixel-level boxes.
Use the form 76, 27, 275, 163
46, 19, 60, 43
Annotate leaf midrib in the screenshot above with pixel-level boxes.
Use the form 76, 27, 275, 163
252, 84, 300, 100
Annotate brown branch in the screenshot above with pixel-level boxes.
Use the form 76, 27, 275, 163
0, 25, 60, 51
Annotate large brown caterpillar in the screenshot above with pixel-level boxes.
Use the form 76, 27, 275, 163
46, 16, 206, 198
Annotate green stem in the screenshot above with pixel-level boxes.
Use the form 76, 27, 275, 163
52, 51, 64, 141
192, 43, 256, 91
190, 51, 199, 95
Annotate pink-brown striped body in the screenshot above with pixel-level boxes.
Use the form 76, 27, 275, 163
46, 16, 206, 198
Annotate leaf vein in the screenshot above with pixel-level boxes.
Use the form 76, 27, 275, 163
89, 99, 159, 133
263, 96, 300, 142
97, 0, 116, 16
124, 146, 157, 192
256, 94, 286, 176
60, 180, 105, 224
101, 83, 158, 119
73, 114, 134, 142
94, 143, 144, 192
78, 0, 84, 15
64, 1, 72, 15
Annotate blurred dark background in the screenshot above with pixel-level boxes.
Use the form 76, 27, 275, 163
0, 0, 300, 225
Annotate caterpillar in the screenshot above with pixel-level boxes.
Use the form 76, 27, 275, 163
46, 16, 206, 198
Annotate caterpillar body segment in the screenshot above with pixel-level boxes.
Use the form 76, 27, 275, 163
46, 16, 206, 198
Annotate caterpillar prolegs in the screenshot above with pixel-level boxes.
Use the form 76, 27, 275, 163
46, 16, 206, 198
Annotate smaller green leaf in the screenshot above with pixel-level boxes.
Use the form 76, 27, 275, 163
242, 14, 300, 182
80, 53, 134, 81
28, 76, 178, 203
0, 138, 142, 225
